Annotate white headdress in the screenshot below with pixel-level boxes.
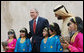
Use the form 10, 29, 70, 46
54, 5, 72, 17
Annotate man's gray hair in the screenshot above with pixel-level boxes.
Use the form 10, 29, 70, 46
34, 8, 39, 13
31, 8, 39, 14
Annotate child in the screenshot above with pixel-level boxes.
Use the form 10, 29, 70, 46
61, 17, 83, 52
47, 23, 63, 52
5, 29, 17, 52
40, 27, 49, 52
14, 27, 32, 52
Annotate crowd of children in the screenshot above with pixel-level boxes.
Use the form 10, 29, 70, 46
2, 17, 83, 52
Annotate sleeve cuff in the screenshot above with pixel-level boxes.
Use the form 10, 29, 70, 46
68, 44, 72, 51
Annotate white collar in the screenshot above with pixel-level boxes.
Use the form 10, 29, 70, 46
33, 16, 39, 24
36, 16, 39, 23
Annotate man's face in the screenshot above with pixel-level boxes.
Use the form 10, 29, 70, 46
55, 13, 62, 20
30, 9, 38, 19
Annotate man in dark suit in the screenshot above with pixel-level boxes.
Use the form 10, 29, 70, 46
29, 8, 49, 52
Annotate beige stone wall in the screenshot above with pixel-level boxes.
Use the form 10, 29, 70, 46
1, 1, 83, 52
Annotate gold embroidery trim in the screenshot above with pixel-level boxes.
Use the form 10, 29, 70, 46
44, 38, 48, 44
8, 39, 13, 43
60, 48, 62, 51
23, 49, 25, 51
50, 45, 53, 48
71, 32, 78, 43
20, 38, 25, 43
49, 35, 55, 38
12, 44, 13, 46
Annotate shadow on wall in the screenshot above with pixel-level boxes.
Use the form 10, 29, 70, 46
1, 1, 13, 30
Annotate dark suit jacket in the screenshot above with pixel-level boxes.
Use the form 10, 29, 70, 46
29, 16, 49, 46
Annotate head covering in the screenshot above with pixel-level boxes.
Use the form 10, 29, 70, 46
8, 29, 17, 39
53, 5, 72, 17
44, 27, 49, 31
8, 29, 15, 35
20, 28, 26, 32
19, 27, 29, 38
49, 23, 61, 36
70, 16, 83, 33
49, 23, 55, 32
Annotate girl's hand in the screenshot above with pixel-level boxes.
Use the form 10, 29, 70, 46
61, 41, 69, 49
5, 46, 9, 49
65, 40, 69, 46
61, 43, 67, 49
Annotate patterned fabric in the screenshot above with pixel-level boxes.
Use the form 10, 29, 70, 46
68, 32, 83, 52
6, 39, 17, 52
40, 38, 49, 52
47, 35, 63, 52
14, 38, 32, 52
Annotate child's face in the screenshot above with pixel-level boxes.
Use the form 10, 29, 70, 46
20, 32, 25, 37
68, 21, 77, 31
43, 29, 48, 37
49, 29, 55, 35
8, 34, 14, 39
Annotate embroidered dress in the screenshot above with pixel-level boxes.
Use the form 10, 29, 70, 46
47, 35, 63, 52
40, 38, 48, 52
68, 32, 83, 52
14, 38, 32, 52
6, 39, 17, 52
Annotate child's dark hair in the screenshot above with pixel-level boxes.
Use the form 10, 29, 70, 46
70, 16, 83, 33
43, 27, 51, 37
8, 29, 17, 40
49, 23, 61, 36
19, 27, 29, 39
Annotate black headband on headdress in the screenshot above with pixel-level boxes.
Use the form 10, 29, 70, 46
53, 5, 68, 13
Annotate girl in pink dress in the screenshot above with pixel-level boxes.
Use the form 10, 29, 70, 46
61, 16, 83, 52
5, 29, 17, 52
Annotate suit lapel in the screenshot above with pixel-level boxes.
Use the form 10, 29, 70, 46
31, 20, 34, 33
